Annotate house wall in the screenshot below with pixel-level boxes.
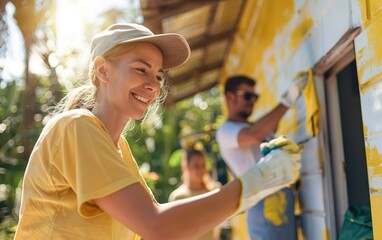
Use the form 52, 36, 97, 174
354, 1, 382, 239
220, 0, 376, 239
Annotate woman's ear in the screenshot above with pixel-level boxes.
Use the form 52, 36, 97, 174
93, 56, 110, 83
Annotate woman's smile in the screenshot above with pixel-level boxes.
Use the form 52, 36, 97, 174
132, 92, 149, 104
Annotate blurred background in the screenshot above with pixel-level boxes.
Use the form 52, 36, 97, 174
0, 1, 228, 238
2, 1, 379, 239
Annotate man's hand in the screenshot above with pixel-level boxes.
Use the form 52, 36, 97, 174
280, 72, 309, 107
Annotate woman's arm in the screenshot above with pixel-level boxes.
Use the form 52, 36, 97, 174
94, 180, 241, 240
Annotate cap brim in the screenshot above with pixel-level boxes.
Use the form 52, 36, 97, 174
119, 33, 191, 69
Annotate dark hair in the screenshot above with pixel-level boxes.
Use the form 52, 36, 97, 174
184, 148, 204, 163
224, 75, 256, 94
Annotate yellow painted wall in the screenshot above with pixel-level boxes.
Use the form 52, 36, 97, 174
355, 0, 382, 238
222, 0, 382, 238
363, 143, 382, 239
220, 1, 321, 238
221, 0, 314, 135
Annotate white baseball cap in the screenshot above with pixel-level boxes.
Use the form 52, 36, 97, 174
90, 23, 191, 69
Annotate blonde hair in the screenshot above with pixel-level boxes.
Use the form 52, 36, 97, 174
54, 42, 169, 128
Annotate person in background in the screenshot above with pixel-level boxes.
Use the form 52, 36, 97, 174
14, 23, 301, 240
169, 147, 222, 240
216, 75, 307, 240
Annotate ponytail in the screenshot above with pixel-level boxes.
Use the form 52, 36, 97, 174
54, 84, 96, 113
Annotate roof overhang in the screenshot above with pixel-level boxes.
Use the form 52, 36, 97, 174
140, 0, 247, 105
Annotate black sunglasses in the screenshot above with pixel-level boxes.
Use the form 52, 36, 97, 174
235, 90, 259, 101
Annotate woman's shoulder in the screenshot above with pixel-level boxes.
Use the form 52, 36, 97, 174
58, 108, 94, 120
44, 109, 102, 133
50, 109, 96, 124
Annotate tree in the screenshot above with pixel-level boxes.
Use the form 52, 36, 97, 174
0, 1, 55, 238
11, 0, 54, 159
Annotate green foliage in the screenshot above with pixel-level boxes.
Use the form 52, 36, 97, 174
168, 149, 182, 168
0, 72, 62, 237
0, 80, 24, 238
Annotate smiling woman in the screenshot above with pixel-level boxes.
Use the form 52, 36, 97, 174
13, 22, 302, 240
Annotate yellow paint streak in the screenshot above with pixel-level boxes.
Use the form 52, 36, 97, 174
365, 143, 382, 194
237, 0, 256, 34
356, 7, 382, 237
372, 165, 382, 176
355, 45, 367, 87
359, 71, 382, 93
276, 106, 299, 136
249, 0, 294, 57
220, 0, 307, 124
363, 124, 369, 136
297, 223, 305, 240
290, 15, 314, 50
355, 0, 382, 27
268, 55, 276, 66
263, 191, 288, 226
241, 0, 294, 78
370, 0, 382, 17
365, 143, 382, 168
249, 72, 280, 121
370, 195, 382, 239
322, 228, 330, 240
222, 1, 295, 84
357, 9, 382, 88
230, 210, 250, 239
357, 0, 370, 24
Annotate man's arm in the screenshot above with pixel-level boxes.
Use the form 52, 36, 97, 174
237, 103, 288, 147
237, 72, 309, 147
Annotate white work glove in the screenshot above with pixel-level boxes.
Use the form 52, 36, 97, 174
235, 149, 301, 215
280, 72, 309, 107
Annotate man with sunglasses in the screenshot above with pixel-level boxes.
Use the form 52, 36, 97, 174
216, 74, 307, 240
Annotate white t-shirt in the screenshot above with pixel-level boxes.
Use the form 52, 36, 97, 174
216, 120, 262, 176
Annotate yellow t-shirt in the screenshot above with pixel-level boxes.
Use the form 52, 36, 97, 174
14, 109, 153, 240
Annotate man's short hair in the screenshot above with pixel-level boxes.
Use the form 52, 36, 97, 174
224, 75, 256, 94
